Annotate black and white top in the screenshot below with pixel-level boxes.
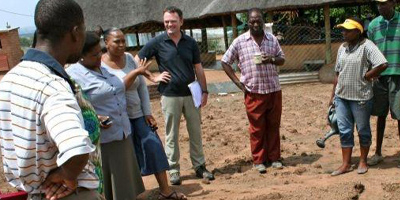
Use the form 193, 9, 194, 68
335, 39, 387, 101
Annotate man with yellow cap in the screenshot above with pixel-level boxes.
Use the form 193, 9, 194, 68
367, 0, 400, 167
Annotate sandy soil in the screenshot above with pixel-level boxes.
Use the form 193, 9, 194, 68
3, 82, 400, 200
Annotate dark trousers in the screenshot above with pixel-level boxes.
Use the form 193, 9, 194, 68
245, 91, 282, 164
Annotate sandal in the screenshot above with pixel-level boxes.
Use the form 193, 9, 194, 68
357, 167, 368, 174
158, 191, 187, 200
331, 165, 354, 176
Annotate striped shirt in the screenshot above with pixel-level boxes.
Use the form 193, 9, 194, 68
221, 31, 284, 94
335, 39, 387, 101
0, 49, 98, 194
368, 11, 400, 75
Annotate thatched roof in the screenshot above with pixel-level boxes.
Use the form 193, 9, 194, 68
199, 0, 374, 17
76, 0, 216, 32
77, 0, 374, 32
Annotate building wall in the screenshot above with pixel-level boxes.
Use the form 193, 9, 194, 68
0, 29, 24, 71
280, 42, 342, 71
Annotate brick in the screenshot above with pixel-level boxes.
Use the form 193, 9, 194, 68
0, 28, 23, 71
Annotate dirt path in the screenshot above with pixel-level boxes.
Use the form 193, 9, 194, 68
138, 82, 400, 200
3, 82, 400, 199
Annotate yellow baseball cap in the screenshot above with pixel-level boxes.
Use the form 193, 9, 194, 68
335, 19, 364, 33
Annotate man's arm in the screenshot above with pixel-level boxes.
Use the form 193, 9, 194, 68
262, 56, 285, 66
273, 57, 285, 66
41, 85, 96, 199
42, 154, 89, 200
194, 63, 208, 107
221, 61, 245, 92
262, 36, 285, 66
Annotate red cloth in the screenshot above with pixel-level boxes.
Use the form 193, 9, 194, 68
0, 191, 28, 200
245, 91, 282, 164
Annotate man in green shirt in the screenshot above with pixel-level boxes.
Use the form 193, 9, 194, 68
368, 0, 400, 166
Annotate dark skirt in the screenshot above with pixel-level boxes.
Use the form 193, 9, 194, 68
130, 116, 169, 176
100, 135, 145, 200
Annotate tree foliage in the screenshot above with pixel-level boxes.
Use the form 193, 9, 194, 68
19, 37, 33, 47
237, 3, 399, 27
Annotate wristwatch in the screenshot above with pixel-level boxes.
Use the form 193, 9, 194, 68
202, 90, 209, 94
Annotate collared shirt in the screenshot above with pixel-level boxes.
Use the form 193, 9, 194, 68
66, 63, 131, 144
0, 49, 98, 194
221, 31, 285, 94
368, 11, 400, 75
335, 39, 387, 101
138, 31, 201, 96
103, 53, 152, 119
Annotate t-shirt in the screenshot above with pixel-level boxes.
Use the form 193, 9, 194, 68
335, 39, 387, 101
368, 11, 400, 75
0, 49, 98, 194
138, 32, 201, 96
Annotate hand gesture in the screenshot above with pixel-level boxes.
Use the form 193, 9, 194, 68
154, 71, 171, 83
42, 168, 77, 200
261, 53, 272, 64
98, 115, 112, 129
145, 115, 158, 132
136, 58, 152, 75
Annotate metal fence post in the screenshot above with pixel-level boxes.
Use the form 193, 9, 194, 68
324, 5, 332, 64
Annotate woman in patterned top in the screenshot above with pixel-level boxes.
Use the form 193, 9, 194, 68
329, 17, 388, 176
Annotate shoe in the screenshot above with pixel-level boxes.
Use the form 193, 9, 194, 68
169, 172, 181, 185
254, 164, 267, 174
331, 168, 353, 176
271, 161, 283, 169
158, 191, 187, 200
357, 167, 368, 174
195, 165, 215, 180
367, 154, 383, 166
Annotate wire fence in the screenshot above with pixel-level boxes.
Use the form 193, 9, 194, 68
126, 24, 344, 78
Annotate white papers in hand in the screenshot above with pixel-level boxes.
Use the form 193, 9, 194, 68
188, 81, 202, 108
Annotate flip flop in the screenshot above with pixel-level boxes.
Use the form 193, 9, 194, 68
158, 191, 187, 200
357, 167, 368, 174
331, 166, 354, 176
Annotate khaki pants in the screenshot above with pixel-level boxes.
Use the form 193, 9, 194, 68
29, 189, 104, 200
161, 95, 205, 173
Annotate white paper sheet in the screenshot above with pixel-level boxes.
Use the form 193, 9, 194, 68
188, 81, 202, 108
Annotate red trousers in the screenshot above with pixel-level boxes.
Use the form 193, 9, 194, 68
245, 91, 282, 164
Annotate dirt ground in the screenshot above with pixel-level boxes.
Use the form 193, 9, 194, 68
3, 82, 400, 199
